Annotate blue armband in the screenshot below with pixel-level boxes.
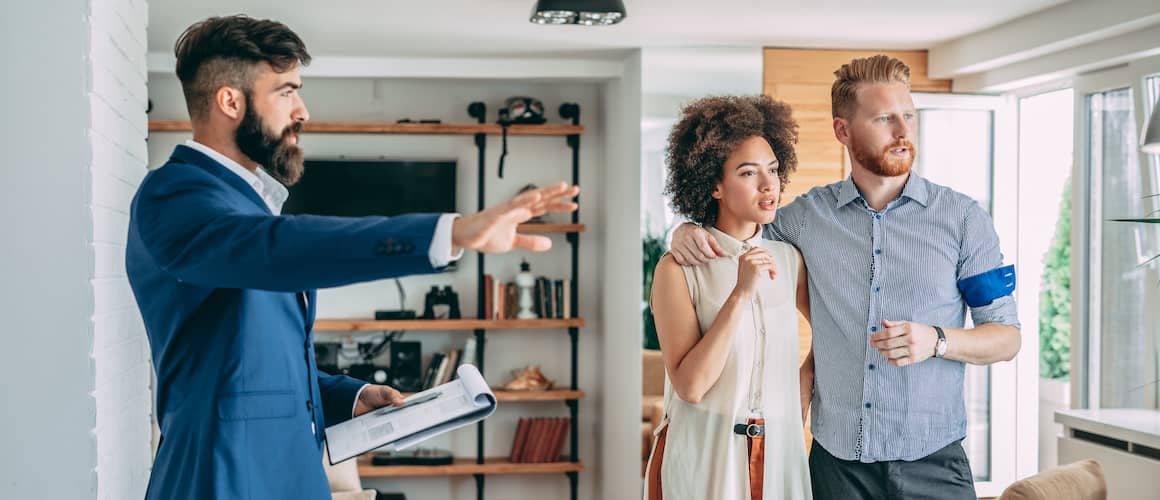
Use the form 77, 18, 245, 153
957, 265, 1016, 307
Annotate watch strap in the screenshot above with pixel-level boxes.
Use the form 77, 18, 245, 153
933, 326, 947, 358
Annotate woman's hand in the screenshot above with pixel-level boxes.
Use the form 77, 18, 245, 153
734, 247, 776, 299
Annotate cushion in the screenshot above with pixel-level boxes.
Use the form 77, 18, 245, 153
322, 448, 363, 493
999, 459, 1106, 500
331, 491, 376, 500
641, 395, 664, 422
642, 350, 666, 396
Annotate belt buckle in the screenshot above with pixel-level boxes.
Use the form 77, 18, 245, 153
746, 423, 762, 438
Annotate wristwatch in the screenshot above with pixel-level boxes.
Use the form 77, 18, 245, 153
933, 326, 948, 358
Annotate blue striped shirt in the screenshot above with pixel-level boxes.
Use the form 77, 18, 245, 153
765, 174, 1019, 462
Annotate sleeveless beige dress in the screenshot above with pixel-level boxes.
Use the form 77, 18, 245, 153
644, 226, 812, 500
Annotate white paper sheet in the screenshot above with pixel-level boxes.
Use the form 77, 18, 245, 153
325, 364, 497, 464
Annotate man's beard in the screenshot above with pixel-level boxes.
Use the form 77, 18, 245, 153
236, 97, 305, 186
851, 134, 916, 177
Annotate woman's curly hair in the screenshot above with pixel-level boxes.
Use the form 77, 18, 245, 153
664, 95, 798, 226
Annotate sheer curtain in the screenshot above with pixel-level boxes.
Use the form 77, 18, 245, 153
1089, 85, 1160, 409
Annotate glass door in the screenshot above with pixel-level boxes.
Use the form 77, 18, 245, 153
911, 92, 1025, 496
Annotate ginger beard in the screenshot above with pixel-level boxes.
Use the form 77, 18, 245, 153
236, 94, 305, 186
849, 130, 916, 178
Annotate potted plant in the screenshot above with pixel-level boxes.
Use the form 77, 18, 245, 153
642, 228, 670, 350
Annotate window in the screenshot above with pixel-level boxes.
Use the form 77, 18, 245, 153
1080, 76, 1160, 410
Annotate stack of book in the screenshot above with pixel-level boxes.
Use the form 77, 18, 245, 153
483, 274, 572, 319
508, 417, 571, 463
420, 338, 477, 390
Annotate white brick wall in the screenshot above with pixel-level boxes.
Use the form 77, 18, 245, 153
88, 0, 152, 499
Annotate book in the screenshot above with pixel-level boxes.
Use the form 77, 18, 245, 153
562, 279, 571, 318
546, 280, 556, 319
422, 353, 445, 390
546, 418, 568, 462
325, 364, 498, 464
521, 418, 545, 463
462, 337, 477, 368
533, 417, 554, 462
535, 278, 546, 318
432, 354, 447, 388
505, 282, 519, 320
449, 348, 464, 381
554, 279, 564, 319
483, 274, 494, 319
533, 278, 543, 319
551, 418, 571, 462
444, 350, 460, 385
434, 351, 452, 386
495, 280, 505, 320
535, 418, 556, 463
493, 278, 502, 319
509, 417, 531, 462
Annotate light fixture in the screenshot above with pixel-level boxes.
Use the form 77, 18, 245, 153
530, 0, 626, 25
1143, 95, 1160, 154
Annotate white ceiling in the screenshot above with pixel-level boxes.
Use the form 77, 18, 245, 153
147, 0, 1069, 58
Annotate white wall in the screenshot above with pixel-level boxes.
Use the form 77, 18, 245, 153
90, 1, 154, 498
148, 74, 612, 500
933, 0, 1160, 91
599, 50, 643, 500
1, 0, 152, 498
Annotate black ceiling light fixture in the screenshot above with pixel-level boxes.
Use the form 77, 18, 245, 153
530, 0, 627, 25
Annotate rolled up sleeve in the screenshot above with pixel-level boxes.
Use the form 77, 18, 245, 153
959, 202, 1020, 328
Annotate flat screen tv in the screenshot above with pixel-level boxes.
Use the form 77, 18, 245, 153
283, 158, 456, 217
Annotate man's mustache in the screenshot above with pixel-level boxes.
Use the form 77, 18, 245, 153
282, 121, 303, 140
884, 139, 915, 152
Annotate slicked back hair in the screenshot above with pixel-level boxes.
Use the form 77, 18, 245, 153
831, 55, 911, 120
174, 15, 310, 121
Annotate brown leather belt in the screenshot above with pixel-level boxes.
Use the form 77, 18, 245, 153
733, 422, 765, 437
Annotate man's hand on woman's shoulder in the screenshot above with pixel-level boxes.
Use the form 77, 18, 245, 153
669, 222, 725, 266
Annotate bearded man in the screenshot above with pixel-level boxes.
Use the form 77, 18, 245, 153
126, 15, 578, 500
667, 54, 1021, 500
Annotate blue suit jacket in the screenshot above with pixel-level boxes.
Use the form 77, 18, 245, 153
127, 145, 443, 499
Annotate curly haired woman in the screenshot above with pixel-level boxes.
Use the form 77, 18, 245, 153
643, 95, 811, 500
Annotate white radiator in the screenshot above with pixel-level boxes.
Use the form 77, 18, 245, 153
1056, 409, 1160, 500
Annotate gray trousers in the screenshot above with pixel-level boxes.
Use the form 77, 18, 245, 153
809, 440, 976, 500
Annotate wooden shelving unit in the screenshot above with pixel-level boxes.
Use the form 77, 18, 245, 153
517, 223, 585, 234
314, 318, 584, 332
275, 101, 587, 500
147, 119, 585, 136
398, 389, 585, 402
494, 389, 584, 402
357, 457, 584, 478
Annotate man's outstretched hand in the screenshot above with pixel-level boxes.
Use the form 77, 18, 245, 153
452, 182, 580, 254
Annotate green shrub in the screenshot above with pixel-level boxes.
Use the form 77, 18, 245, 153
1039, 178, 1071, 381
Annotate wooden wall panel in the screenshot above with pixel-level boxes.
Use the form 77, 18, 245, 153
763, 48, 952, 90
764, 48, 950, 446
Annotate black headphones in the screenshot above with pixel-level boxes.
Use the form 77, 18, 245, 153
498, 96, 547, 125
496, 97, 548, 178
